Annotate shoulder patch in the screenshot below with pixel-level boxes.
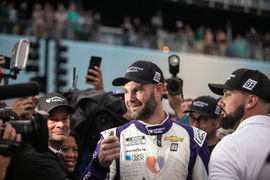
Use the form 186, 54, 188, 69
193, 127, 207, 147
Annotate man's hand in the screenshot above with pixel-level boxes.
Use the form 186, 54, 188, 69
0, 56, 6, 67
11, 96, 38, 119
163, 82, 184, 119
98, 131, 120, 167
0, 120, 21, 180
85, 66, 104, 90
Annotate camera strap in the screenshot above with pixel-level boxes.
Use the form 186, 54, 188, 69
0, 139, 22, 157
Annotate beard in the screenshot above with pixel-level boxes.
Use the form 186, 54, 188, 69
127, 91, 157, 121
221, 104, 244, 129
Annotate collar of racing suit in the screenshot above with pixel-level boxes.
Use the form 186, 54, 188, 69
135, 111, 173, 135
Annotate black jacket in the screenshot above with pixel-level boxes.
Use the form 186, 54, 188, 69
6, 144, 70, 180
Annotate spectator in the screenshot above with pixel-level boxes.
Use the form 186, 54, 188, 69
55, 3, 67, 38
66, 4, 80, 40
194, 26, 205, 53
85, 65, 104, 90
204, 28, 216, 55
81, 60, 209, 179
17, 1, 30, 35
32, 3, 45, 37
228, 34, 247, 58
6, 2, 17, 34
208, 68, 270, 179
215, 29, 228, 56
60, 133, 80, 180
43, 1, 55, 37
0, 1, 8, 33
185, 95, 221, 155
121, 16, 134, 46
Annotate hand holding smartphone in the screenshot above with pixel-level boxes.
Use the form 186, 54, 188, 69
86, 56, 102, 82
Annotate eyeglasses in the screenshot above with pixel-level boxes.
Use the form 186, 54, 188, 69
188, 115, 211, 124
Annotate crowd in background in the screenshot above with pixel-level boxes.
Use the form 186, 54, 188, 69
0, 1, 270, 61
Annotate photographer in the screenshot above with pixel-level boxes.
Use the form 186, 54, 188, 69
11, 96, 38, 119
0, 120, 21, 180
5, 92, 75, 180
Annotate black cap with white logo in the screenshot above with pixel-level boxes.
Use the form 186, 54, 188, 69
37, 92, 74, 114
112, 60, 164, 86
184, 96, 220, 118
208, 68, 270, 102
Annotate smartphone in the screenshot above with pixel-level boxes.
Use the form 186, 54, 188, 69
86, 56, 102, 82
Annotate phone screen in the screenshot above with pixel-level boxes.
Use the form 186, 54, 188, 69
86, 56, 102, 82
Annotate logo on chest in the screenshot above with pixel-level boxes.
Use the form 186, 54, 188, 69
126, 136, 146, 146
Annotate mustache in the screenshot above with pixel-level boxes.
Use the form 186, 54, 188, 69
220, 107, 226, 113
127, 100, 142, 107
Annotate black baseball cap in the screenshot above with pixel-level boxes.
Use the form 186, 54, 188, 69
112, 60, 164, 86
184, 96, 220, 118
208, 68, 270, 102
37, 92, 74, 114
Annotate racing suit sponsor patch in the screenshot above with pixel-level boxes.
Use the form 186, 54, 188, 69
193, 128, 207, 147
125, 153, 144, 161
164, 136, 183, 142
170, 143, 178, 151
126, 136, 146, 146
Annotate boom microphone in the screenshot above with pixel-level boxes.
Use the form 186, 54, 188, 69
0, 82, 40, 99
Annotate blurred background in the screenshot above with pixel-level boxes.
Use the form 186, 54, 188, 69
0, 0, 270, 99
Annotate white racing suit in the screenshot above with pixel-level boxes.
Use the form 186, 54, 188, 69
82, 116, 209, 180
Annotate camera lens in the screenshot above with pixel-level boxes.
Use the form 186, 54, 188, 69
167, 78, 183, 95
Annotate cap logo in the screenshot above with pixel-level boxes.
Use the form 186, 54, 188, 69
46, 96, 65, 104
127, 66, 143, 73
193, 101, 208, 108
242, 79, 257, 91
153, 71, 161, 83
214, 105, 221, 115
227, 74, 236, 80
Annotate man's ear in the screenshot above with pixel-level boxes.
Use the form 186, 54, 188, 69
155, 83, 165, 98
246, 94, 258, 109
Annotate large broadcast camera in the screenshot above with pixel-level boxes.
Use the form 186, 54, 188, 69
166, 54, 184, 96
0, 39, 48, 154
0, 108, 49, 153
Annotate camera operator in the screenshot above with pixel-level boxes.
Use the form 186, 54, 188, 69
11, 96, 38, 119
0, 120, 21, 180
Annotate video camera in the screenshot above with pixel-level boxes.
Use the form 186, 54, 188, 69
0, 39, 49, 155
166, 54, 183, 96
0, 109, 49, 154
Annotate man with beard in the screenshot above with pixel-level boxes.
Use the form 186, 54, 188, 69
82, 60, 209, 180
208, 68, 270, 180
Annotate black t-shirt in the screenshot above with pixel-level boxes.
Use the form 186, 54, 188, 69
6, 144, 70, 180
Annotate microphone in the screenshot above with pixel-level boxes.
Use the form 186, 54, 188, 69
0, 82, 40, 99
